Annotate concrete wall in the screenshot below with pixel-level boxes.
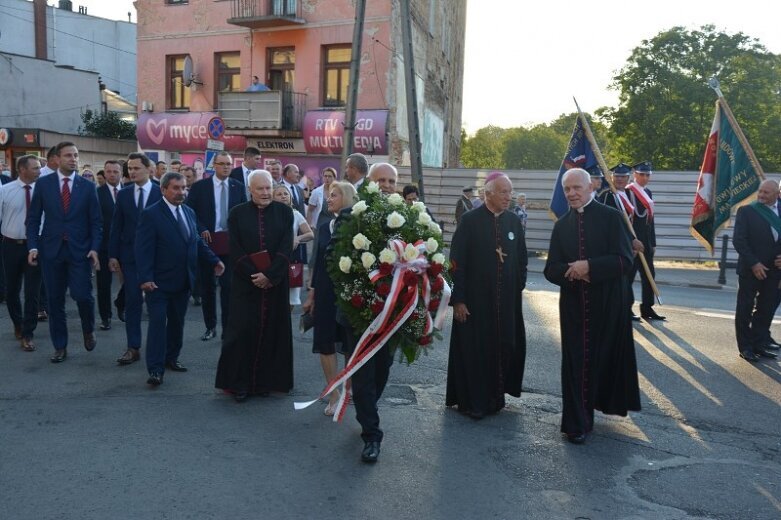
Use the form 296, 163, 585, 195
0, 52, 100, 134
0, 0, 137, 102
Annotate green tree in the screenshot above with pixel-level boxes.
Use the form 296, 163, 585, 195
502, 125, 566, 169
603, 25, 781, 170
80, 109, 137, 140
459, 125, 506, 168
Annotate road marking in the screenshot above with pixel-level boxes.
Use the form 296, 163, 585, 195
695, 310, 781, 325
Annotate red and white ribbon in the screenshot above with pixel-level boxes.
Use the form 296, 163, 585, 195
615, 191, 635, 217
626, 183, 654, 220
294, 238, 451, 421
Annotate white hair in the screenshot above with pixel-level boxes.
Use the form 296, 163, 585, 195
248, 169, 273, 186
561, 168, 590, 187
368, 162, 398, 180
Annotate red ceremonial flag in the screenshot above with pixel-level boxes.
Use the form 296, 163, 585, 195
690, 108, 719, 252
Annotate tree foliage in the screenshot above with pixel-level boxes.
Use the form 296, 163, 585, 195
601, 25, 781, 171
80, 109, 137, 140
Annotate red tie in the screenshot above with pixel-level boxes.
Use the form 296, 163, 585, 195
24, 185, 31, 225
62, 177, 71, 213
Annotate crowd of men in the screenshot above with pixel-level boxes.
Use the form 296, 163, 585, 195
1, 143, 779, 462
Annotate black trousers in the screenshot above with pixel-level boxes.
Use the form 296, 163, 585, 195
2, 240, 41, 338
342, 324, 393, 443
632, 246, 656, 311
97, 251, 113, 322
199, 254, 230, 331
735, 274, 778, 352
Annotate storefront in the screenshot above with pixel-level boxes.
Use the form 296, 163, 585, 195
0, 128, 44, 175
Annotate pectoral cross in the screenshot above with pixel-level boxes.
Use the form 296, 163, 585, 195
496, 246, 507, 264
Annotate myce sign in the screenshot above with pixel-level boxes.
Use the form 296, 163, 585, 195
303, 110, 388, 155
137, 112, 246, 152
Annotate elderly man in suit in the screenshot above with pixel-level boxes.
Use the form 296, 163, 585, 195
26, 141, 102, 363
96, 160, 123, 331
109, 153, 162, 365
136, 172, 224, 386
733, 179, 781, 362
185, 151, 246, 341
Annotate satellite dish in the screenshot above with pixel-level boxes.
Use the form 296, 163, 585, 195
183, 55, 194, 87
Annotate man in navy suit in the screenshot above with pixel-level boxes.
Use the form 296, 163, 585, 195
136, 172, 224, 386
282, 163, 306, 215
186, 151, 246, 340
733, 179, 781, 362
229, 146, 260, 199
96, 160, 123, 330
26, 141, 102, 363
109, 153, 162, 365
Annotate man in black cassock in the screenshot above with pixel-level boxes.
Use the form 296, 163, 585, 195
446, 172, 527, 419
544, 168, 641, 444
214, 170, 294, 402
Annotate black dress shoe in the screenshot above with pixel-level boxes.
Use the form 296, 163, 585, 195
234, 391, 249, 403
631, 314, 642, 322
117, 308, 126, 322
755, 348, 778, 359
361, 441, 381, 463
641, 310, 666, 321
192, 296, 201, 306
83, 332, 97, 351
37, 310, 48, 322
146, 372, 163, 386
99, 320, 111, 331
764, 342, 781, 351
201, 328, 216, 341
566, 433, 587, 444
50, 349, 67, 363
739, 350, 760, 362
165, 360, 188, 372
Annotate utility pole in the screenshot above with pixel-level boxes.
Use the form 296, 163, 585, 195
340, 0, 367, 170
400, 0, 425, 200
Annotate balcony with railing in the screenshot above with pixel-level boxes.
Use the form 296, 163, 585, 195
227, 0, 306, 29
218, 90, 306, 136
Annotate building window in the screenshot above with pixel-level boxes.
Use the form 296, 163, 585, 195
167, 55, 190, 110
322, 45, 351, 107
267, 47, 295, 91
215, 52, 241, 103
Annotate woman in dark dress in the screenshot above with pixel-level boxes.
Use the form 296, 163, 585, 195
302, 181, 357, 415
215, 170, 294, 402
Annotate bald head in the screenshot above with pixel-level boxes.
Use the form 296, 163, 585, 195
368, 162, 398, 194
757, 179, 780, 205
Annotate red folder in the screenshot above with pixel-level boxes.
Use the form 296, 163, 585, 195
248, 250, 271, 271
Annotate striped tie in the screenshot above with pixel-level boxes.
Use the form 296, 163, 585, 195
62, 177, 71, 213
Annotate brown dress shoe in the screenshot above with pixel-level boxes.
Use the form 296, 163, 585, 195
14, 325, 22, 340
83, 332, 97, 352
21, 337, 36, 352
50, 349, 67, 363
117, 348, 140, 365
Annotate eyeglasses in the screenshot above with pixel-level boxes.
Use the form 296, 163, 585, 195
213, 162, 231, 166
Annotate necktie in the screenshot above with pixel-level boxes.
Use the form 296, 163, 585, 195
61, 177, 71, 213
137, 187, 144, 216
291, 184, 299, 206
24, 185, 31, 225
219, 181, 228, 230
176, 206, 189, 239
113, 186, 118, 202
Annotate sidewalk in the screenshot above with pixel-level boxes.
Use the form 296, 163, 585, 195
527, 255, 733, 290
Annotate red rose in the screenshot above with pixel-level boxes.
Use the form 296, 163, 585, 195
418, 335, 433, 346
431, 276, 444, 292
428, 299, 441, 312
376, 282, 391, 297
350, 294, 364, 308
371, 300, 385, 314
403, 271, 418, 287
428, 264, 443, 277
400, 287, 416, 304
410, 311, 420, 321
379, 263, 393, 276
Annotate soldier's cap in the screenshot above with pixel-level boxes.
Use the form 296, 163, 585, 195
585, 165, 604, 178
610, 162, 632, 175
463, 186, 474, 193
632, 161, 653, 173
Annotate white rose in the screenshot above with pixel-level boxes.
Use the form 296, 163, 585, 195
417, 211, 432, 226
403, 243, 419, 262
351, 200, 368, 215
428, 221, 442, 234
411, 201, 426, 213
432, 253, 445, 265
386, 211, 406, 229
366, 181, 380, 194
425, 237, 439, 253
379, 248, 397, 264
361, 252, 377, 270
387, 193, 404, 206
339, 256, 352, 273
352, 233, 372, 250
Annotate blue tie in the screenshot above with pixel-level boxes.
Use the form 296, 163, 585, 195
176, 206, 189, 239
137, 187, 144, 216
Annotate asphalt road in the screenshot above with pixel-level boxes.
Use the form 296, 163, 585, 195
0, 272, 779, 520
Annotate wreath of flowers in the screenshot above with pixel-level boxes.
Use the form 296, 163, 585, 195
326, 181, 452, 363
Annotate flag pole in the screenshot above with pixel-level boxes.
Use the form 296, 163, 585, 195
707, 77, 765, 180
573, 97, 662, 305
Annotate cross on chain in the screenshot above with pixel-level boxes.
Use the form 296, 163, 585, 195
496, 246, 507, 264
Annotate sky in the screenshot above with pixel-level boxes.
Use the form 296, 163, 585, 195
60, 0, 781, 134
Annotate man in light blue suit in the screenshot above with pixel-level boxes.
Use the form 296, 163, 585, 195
135, 172, 224, 386
109, 153, 162, 366
26, 141, 102, 363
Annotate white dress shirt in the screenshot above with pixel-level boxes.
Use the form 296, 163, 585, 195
135, 180, 152, 209
0, 180, 36, 239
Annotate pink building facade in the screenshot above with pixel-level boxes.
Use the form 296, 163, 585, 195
135, 0, 466, 181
